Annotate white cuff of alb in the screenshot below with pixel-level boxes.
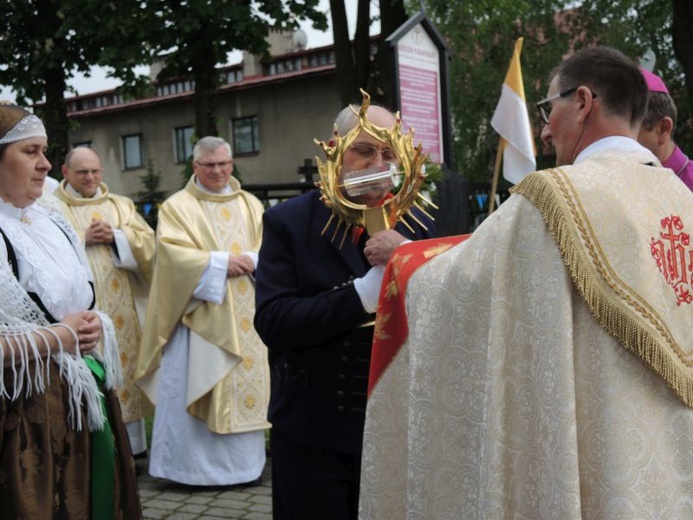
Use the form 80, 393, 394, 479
193, 251, 229, 304
353, 265, 385, 313
242, 251, 259, 270
111, 229, 138, 270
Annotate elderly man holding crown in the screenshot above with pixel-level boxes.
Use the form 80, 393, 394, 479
254, 95, 436, 520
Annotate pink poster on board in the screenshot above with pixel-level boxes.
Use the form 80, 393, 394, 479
396, 25, 443, 163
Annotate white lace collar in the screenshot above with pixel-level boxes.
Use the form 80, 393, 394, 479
0, 198, 35, 223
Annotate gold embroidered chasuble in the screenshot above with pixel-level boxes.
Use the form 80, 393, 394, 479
512, 148, 693, 404
54, 181, 154, 424
360, 148, 693, 519
136, 176, 270, 434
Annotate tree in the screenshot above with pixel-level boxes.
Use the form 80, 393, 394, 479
417, 0, 689, 181
375, 0, 409, 106
672, 0, 693, 130
330, 0, 356, 106
134, 159, 168, 228
127, 1, 327, 138
330, 0, 408, 107
0, 1, 327, 172
0, 1, 125, 174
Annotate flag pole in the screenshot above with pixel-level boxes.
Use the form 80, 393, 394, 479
490, 36, 536, 208
489, 137, 504, 215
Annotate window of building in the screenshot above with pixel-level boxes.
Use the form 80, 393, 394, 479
227, 69, 243, 83
174, 126, 194, 163
232, 116, 260, 155
122, 134, 143, 169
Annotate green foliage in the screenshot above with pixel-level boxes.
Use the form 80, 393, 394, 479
0, 1, 327, 165
113, 1, 328, 136
421, 159, 445, 203
134, 159, 168, 229
416, 0, 681, 181
0, 1, 126, 172
120, 1, 326, 83
1, 2, 91, 103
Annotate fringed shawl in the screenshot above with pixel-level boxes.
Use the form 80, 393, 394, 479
0, 203, 122, 430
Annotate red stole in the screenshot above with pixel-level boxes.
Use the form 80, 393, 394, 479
368, 234, 471, 395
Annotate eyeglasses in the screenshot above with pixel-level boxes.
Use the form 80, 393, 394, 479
195, 160, 232, 169
73, 168, 101, 176
348, 142, 398, 163
536, 87, 579, 125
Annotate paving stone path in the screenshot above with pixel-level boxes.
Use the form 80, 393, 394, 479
136, 456, 272, 520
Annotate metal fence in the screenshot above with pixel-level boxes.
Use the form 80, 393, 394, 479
243, 172, 510, 238
137, 166, 510, 237
243, 181, 317, 208
418, 172, 511, 237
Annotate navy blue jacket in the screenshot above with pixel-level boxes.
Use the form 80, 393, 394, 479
254, 189, 435, 454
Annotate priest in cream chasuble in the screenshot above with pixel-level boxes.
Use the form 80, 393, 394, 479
56, 146, 155, 456
136, 136, 270, 486
360, 47, 693, 519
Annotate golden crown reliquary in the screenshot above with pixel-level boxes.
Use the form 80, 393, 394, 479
315, 90, 437, 247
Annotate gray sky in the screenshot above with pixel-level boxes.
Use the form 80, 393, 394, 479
0, 0, 379, 104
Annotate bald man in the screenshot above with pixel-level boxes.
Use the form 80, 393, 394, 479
254, 104, 436, 520
57, 147, 155, 456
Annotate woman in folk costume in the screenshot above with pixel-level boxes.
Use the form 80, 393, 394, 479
0, 103, 141, 519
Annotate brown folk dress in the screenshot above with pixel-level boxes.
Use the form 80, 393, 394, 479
0, 361, 142, 519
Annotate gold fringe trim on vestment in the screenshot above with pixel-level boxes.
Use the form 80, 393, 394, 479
512, 170, 693, 408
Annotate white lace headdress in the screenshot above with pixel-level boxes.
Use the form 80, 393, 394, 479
0, 102, 47, 145
0, 114, 47, 145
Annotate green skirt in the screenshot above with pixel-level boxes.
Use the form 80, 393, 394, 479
0, 359, 142, 519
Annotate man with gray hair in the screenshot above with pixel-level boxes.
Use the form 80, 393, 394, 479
136, 136, 270, 486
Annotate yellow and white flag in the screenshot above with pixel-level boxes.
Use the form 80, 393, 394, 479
491, 37, 536, 184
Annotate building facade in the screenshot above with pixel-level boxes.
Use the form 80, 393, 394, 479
65, 33, 355, 198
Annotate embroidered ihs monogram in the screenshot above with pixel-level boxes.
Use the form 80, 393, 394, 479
650, 215, 693, 305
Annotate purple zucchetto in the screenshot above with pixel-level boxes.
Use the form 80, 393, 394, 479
640, 68, 669, 94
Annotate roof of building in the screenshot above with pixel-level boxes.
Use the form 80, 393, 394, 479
65, 40, 372, 119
